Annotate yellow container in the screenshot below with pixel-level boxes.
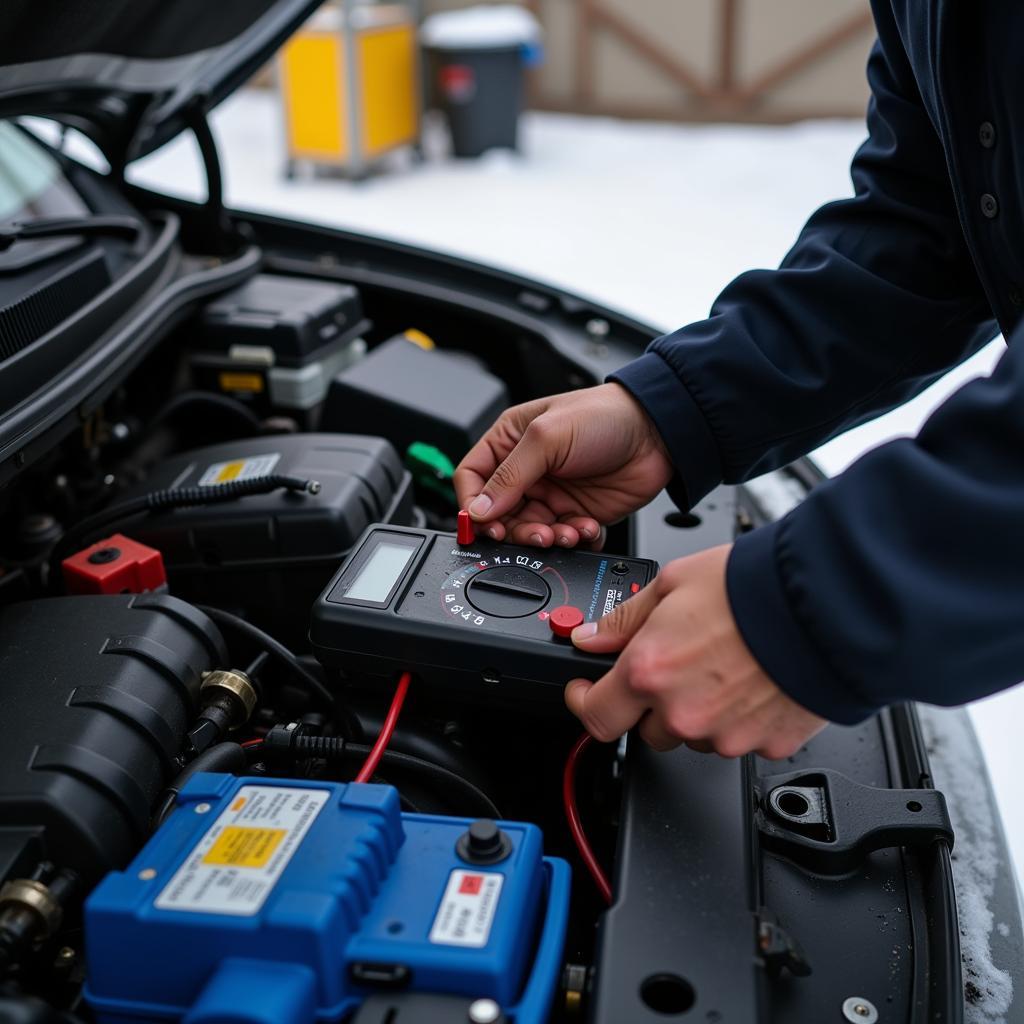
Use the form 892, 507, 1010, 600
279, 2, 420, 176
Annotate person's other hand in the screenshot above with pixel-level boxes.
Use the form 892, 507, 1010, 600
454, 383, 673, 548
565, 544, 827, 758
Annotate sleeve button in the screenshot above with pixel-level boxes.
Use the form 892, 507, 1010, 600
981, 193, 999, 218
979, 121, 996, 148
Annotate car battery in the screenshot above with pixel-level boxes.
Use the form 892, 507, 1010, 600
85, 774, 571, 1024
192, 273, 370, 420
322, 333, 508, 463
122, 433, 414, 639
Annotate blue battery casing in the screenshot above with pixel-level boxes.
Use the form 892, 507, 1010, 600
84, 774, 571, 1024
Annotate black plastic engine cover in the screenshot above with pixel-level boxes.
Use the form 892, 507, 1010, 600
0, 595, 225, 885
121, 433, 414, 640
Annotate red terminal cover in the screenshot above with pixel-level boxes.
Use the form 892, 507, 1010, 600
62, 534, 167, 595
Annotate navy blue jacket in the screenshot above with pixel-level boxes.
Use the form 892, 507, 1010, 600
612, 1, 1024, 724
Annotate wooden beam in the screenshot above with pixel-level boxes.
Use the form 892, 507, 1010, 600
575, 0, 596, 106
590, 0, 714, 100
718, 0, 739, 93
735, 9, 874, 102
531, 94, 868, 125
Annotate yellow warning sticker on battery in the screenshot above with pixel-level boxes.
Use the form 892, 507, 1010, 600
197, 452, 280, 487
203, 826, 286, 868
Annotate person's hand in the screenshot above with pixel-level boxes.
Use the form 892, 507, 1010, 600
565, 544, 827, 758
454, 383, 673, 548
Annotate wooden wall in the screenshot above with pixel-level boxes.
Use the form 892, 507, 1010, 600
422, 0, 875, 122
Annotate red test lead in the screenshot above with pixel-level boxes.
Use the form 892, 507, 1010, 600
456, 509, 475, 546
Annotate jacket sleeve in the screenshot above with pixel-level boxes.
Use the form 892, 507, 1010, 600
726, 327, 1021, 723
610, 25, 998, 510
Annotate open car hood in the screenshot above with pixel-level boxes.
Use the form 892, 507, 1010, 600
0, 0, 323, 166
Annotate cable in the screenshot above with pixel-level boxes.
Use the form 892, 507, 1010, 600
152, 742, 247, 830
194, 605, 343, 715
244, 650, 271, 679
148, 390, 263, 435
53, 473, 320, 573
355, 672, 412, 783
254, 726, 502, 819
563, 732, 612, 904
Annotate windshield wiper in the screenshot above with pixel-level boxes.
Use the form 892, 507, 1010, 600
0, 215, 142, 252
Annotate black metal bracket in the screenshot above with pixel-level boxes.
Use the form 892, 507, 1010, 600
756, 768, 953, 874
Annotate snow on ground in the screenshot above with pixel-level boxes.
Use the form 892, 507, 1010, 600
125, 88, 1022, 884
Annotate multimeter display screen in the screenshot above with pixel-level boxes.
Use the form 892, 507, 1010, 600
345, 541, 415, 602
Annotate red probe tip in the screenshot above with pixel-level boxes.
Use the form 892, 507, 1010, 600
456, 509, 476, 546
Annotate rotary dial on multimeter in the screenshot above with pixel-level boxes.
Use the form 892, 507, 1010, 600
312, 524, 660, 705
441, 555, 570, 625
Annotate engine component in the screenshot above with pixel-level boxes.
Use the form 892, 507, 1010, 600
322, 334, 508, 462
85, 774, 571, 1024
310, 523, 658, 707
191, 273, 370, 416
120, 433, 414, 634
0, 866, 78, 976
61, 533, 167, 595
183, 669, 258, 757
0, 595, 226, 886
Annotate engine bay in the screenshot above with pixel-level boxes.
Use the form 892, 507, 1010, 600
0, 265, 698, 1023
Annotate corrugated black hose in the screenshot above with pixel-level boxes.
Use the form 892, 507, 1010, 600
50, 474, 319, 581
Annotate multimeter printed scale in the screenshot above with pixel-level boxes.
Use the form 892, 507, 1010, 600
311, 524, 659, 707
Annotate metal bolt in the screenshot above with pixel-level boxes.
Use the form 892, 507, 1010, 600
468, 998, 502, 1024
585, 318, 610, 339
842, 997, 878, 1023
195, 803, 212, 815
138, 868, 157, 881
57, 946, 76, 963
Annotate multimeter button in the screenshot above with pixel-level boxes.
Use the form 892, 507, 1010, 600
630, 582, 641, 594
549, 605, 584, 637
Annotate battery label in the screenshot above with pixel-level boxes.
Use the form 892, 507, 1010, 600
154, 786, 328, 916
197, 453, 280, 486
429, 869, 503, 948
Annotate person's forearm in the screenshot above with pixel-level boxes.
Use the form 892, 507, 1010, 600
614, 24, 997, 510
727, 325, 1021, 722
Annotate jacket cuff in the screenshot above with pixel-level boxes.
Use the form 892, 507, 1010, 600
608, 351, 723, 510
726, 521, 878, 725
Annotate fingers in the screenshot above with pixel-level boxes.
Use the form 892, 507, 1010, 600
564, 668, 648, 743
454, 400, 548, 515
569, 580, 661, 654
464, 417, 563, 523
637, 713, 684, 752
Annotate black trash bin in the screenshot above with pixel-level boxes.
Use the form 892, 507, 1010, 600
422, 6, 541, 158
430, 45, 525, 157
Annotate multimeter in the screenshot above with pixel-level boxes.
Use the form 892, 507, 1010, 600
310, 522, 659, 706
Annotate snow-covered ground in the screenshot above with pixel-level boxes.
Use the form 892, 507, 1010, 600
124, 89, 1021, 883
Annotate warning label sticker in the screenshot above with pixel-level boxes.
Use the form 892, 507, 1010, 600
197, 453, 280, 487
154, 785, 327, 916
429, 869, 503, 948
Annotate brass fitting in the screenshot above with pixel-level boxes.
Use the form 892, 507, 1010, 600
0, 879, 63, 945
200, 669, 257, 731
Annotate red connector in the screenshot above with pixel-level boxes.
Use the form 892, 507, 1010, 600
62, 533, 167, 595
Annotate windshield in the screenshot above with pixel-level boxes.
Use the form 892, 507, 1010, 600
0, 121, 89, 269
0, 121, 67, 220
